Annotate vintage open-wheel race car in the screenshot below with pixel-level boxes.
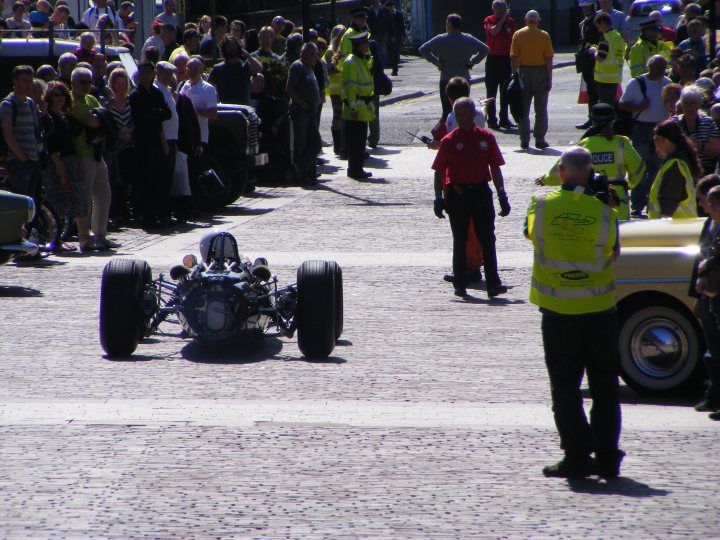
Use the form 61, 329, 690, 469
98, 231, 343, 359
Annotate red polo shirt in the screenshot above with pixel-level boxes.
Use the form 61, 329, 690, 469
432, 126, 505, 186
484, 15, 516, 56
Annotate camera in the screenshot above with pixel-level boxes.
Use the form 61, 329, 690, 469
588, 172, 621, 207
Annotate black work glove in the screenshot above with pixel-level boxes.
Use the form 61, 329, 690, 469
497, 190, 511, 217
434, 195, 445, 219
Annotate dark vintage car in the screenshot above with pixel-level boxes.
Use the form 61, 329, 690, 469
0, 190, 38, 264
98, 231, 343, 359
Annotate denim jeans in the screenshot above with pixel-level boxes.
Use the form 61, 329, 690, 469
630, 122, 661, 213
699, 295, 720, 401
5, 158, 42, 228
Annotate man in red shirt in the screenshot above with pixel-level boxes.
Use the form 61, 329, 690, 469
432, 98, 511, 298
484, 0, 516, 130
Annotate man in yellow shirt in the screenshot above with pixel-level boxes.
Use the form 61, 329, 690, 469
510, 10, 554, 151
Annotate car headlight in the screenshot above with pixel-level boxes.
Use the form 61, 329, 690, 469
26, 197, 35, 222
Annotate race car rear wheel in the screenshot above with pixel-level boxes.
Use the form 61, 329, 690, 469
328, 261, 344, 340
618, 302, 703, 395
297, 260, 336, 358
99, 258, 152, 357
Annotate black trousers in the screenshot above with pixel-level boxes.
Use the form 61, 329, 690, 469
484, 55, 512, 124
368, 94, 380, 147
387, 37, 400, 72
581, 61, 598, 117
137, 142, 170, 223
345, 119, 368, 175
290, 107, 321, 182
445, 184, 500, 288
541, 311, 622, 460
439, 78, 451, 120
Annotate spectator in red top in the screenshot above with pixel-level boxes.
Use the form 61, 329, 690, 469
483, 0, 516, 130
74, 32, 103, 66
648, 10, 677, 42
432, 97, 510, 298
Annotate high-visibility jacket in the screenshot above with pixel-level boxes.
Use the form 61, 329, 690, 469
339, 26, 370, 65
324, 47, 343, 97
629, 37, 671, 77
647, 157, 698, 219
594, 29, 625, 84
540, 134, 646, 220
342, 53, 375, 122
527, 187, 618, 315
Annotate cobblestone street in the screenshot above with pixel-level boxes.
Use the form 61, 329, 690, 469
1, 60, 719, 538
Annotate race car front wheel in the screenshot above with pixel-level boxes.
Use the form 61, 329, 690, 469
297, 260, 337, 358
328, 261, 344, 340
99, 258, 152, 358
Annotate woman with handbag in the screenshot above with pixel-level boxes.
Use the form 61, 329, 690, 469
689, 176, 720, 417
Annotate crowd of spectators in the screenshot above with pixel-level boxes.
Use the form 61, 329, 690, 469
0, 1, 406, 255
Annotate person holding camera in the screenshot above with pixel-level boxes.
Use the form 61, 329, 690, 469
525, 146, 623, 479
432, 97, 509, 299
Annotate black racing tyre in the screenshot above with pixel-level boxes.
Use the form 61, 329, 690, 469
99, 258, 152, 357
618, 304, 704, 395
296, 260, 336, 358
327, 261, 343, 340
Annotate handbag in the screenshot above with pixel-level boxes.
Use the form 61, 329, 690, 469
375, 71, 393, 96
697, 257, 720, 298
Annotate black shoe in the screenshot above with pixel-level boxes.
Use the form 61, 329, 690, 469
443, 274, 455, 283
543, 457, 593, 478
348, 170, 372, 179
709, 410, 720, 420
535, 140, 550, 149
630, 210, 649, 220
338, 152, 348, 160
368, 141, 378, 149
453, 287, 467, 297
694, 398, 720, 412
487, 118, 500, 130
593, 450, 626, 478
392, 70, 398, 76
487, 284, 508, 298
575, 120, 592, 130
499, 119, 516, 129
520, 143, 529, 151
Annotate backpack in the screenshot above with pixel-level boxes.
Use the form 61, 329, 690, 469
0, 95, 41, 160
85, 107, 119, 160
614, 76, 647, 137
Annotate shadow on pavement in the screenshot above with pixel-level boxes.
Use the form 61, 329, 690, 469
454, 295, 526, 305
516, 147, 563, 157
213, 207, 274, 217
14, 257, 68, 267
181, 336, 285, 364
370, 147, 402, 156
319, 184, 400, 205
0, 285, 43, 297
103, 353, 160, 362
365, 157, 389, 169
589, 385, 700, 407
567, 477, 670, 498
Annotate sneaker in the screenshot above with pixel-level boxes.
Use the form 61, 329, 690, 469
542, 457, 593, 478
630, 210, 649, 220
593, 450, 626, 478
94, 237, 121, 250
709, 410, 720, 420
694, 398, 720, 412
487, 284, 508, 298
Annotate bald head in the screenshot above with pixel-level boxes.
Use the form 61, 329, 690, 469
525, 10, 540, 23
559, 147, 592, 185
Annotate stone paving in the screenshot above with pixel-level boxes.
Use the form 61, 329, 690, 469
2, 141, 720, 538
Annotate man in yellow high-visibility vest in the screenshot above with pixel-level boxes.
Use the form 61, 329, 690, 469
525, 146, 624, 479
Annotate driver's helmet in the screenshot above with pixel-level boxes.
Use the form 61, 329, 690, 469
199, 231, 240, 263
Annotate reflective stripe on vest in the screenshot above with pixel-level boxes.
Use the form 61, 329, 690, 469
594, 30, 625, 84
528, 188, 618, 315
533, 190, 613, 273
647, 157, 697, 219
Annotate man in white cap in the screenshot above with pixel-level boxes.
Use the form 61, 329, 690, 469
648, 10, 677, 42
510, 10, 554, 150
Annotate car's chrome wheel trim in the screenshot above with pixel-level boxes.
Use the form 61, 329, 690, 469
630, 318, 688, 379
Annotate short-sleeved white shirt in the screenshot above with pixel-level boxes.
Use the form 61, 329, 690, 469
154, 81, 179, 141
619, 75, 671, 124
180, 79, 217, 144
446, 109, 487, 132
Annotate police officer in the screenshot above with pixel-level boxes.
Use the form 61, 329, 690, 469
576, 0, 602, 130
629, 18, 671, 77
593, 12, 626, 106
342, 32, 375, 179
340, 8, 371, 59
526, 146, 624, 479
432, 97, 510, 298
537, 103, 645, 220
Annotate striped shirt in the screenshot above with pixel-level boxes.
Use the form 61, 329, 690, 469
0, 95, 39, 161
109, 102, 133, 129
673, 113, 719, 173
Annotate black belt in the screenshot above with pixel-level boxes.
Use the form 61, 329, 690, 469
450, 183, 489, 194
